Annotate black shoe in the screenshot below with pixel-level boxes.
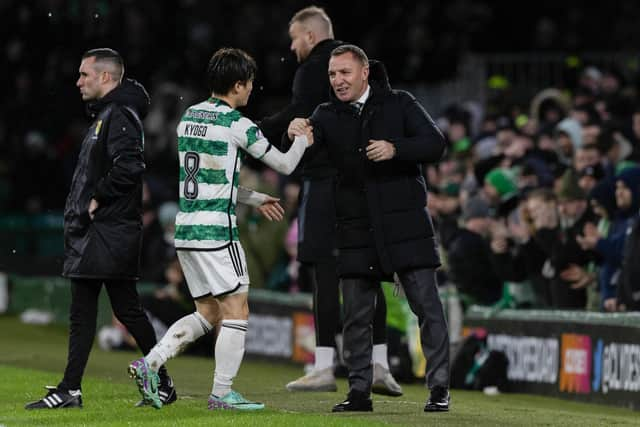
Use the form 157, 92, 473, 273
25, 386, 82, 410
332, 389, 373, 412
136, 375, 177, 407
424, 386, 450, 412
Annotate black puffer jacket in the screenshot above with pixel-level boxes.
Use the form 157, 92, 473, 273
309, 61, 446, 279
268, 39, 345, 262
63, 79, 149, 280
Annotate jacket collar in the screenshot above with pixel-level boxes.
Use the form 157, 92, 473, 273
306, 39, 342, 62
86, 78, 150, 121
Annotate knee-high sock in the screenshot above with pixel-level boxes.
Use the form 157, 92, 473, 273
212, 320, 248, 397
145, 312, 212, 372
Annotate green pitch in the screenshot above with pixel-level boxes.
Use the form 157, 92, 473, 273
0, 316, 637, 426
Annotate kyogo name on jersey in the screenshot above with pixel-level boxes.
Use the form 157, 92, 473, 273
185, 124, 208, 137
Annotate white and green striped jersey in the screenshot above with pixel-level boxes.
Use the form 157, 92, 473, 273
175, 97, 272, 250
175, 97, 308, 251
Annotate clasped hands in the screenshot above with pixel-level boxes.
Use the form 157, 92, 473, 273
287, 118, 314, 146
287, 118, 396, 161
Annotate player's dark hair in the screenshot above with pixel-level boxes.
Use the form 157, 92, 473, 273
206, 48, 257, 95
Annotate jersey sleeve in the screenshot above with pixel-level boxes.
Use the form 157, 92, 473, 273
237, 186, 268, 207
231, 117, 272, 159
231, 116, 308, 175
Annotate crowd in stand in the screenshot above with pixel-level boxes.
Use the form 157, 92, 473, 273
431, 66, 640, 312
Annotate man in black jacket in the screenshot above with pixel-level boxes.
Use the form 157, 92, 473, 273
288, 45, 450, 412
447, 195, 502, 306
259, 6, 341, 141
262, 7, 400, 395
25, 48, 175, 410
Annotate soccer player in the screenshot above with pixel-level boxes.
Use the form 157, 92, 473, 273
128, 48, 312, 410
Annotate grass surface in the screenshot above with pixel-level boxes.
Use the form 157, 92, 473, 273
0, 315, 638, 426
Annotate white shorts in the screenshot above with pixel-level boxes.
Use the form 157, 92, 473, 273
177, 242, 250, 299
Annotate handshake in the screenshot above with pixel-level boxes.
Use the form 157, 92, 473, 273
286, 117, 396, 161
287, 118, 314, 146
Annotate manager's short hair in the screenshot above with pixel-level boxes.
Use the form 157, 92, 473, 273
206, 48, 257, 95
82, 48, 124, 81
330, 44, 369, 67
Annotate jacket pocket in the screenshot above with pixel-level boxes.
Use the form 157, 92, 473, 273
381, 208, 434, 243
336, 218, 374, 249
377, 177, 414, 212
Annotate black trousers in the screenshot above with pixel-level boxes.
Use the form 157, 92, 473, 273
306, 258, 387, 349
58, 278, 164, 391
341, 268, 449, 394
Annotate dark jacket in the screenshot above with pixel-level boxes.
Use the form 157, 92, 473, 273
447, 228, 502, 305
533, 208, 598, 309
489, 238, 552, 307
268, 39, 344, 262
597, 167, 640, 306
310, 61, 446, 279
63, 79, 149, 280
296, 177, 337, 262
618, 216, 640, 310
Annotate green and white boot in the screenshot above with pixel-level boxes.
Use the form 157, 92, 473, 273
128, 358, 162, 409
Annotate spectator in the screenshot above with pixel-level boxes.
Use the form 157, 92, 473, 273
447, 195, 502, 306
554, 117, 582, 165
528, 175, 595, 309
483, 167, 519, 216
577, 167, 640, 311
617, 214, 640, 311
139, 183, 173, 283
489, 195, 551, 307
